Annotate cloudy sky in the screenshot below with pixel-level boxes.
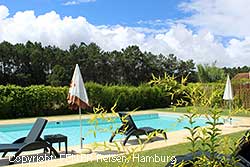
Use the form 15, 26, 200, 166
0, 0, 249, 67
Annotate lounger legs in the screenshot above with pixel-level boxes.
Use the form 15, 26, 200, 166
163, 131, 167, 139
48, 145, 60, 158
160, 130, 167, 139
156, 129, 167, 140
110, 128, 167, 146
8, 141, 60, 165
123, 131, 167, 146
9, 148, 25, 165
123, 134, 132, 146
109, 132, 116, 143
2, 152, 7, 157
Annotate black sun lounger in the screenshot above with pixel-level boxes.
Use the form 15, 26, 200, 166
0, 118, 59, 165
109, 112, 167, 146
165, 130, 250, 167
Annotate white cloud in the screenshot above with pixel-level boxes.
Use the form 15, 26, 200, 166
0, 5, 9, 19
0, 5, 249, 67
128, 27, 169, 35
179, 0, 250, 38
137, 19, 174, 27
63, 1, 78, 6
226, 38, 250, 66
63, 0, 96, 6
142, 24, 230, 67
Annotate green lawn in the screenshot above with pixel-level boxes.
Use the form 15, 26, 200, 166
64, 131, 245, 167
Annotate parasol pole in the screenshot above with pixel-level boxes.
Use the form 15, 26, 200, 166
79, 107, 83, 149
223, 74, 233, 126
229, 100, 232, 125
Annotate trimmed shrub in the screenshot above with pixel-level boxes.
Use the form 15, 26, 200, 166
0, 83, 170, 119
85, 83, 169, 111
0, 85, 71, 118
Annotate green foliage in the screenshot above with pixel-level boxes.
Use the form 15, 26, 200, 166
149, 73, 188, 105
186, 81, 250, 111
65, 131, 245, 167
150, 74, 243, 166
186, 83, 225, 107
0, 41, 196, 86
86, 82, 169, 111
47, 65, 66, 86
204, 109, 224, 162
0, 83, 170, 119
65, 74, 248, 167
231, 79, 250, 109
184, 112, 200, 157
223, 66, 250, 78
149, 73, 225, 108
0, 85, 70, 118
87, 104, 169, 167
197, 63, 225, 83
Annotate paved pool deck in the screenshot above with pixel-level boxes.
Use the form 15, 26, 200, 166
0, 111, 250, 167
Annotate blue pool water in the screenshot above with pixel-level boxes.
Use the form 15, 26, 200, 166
0, 114, 209, 146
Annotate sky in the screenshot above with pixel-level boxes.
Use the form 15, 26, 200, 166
0, 0, 250, 67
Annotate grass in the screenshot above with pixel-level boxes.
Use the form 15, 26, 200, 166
64, 131, 245, 167
153, 106, 250, 117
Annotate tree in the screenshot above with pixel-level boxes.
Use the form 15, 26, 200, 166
47, 65, 66, 86
0, 41, 199, 86
223, 66, 250, 78
197, 63, 225, 83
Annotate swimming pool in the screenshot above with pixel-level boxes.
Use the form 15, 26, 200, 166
0, 113, 209, 146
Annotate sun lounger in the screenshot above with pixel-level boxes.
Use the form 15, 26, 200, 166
0, 118, 59, 165
109, 112, 167, 146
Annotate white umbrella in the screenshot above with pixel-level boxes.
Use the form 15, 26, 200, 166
223, 74, 233, 124
223, 75, 233, 101
67, 64, 89, 149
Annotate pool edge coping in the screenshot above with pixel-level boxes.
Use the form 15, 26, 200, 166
0, 110, 248, 125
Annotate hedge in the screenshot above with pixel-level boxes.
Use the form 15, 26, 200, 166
0, 85, 70, 119
0, 83, 170, 119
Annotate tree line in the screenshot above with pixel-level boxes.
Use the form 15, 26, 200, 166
0, 41, 197, 86
0, 41, 249, 86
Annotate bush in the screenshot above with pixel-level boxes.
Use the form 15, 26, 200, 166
85, 82, 169, 111
148, 73, 226, 108
187, 82, 250, 109
187, 83, 225, 107
0, 83, 170, 119
0, 85, 70, 118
